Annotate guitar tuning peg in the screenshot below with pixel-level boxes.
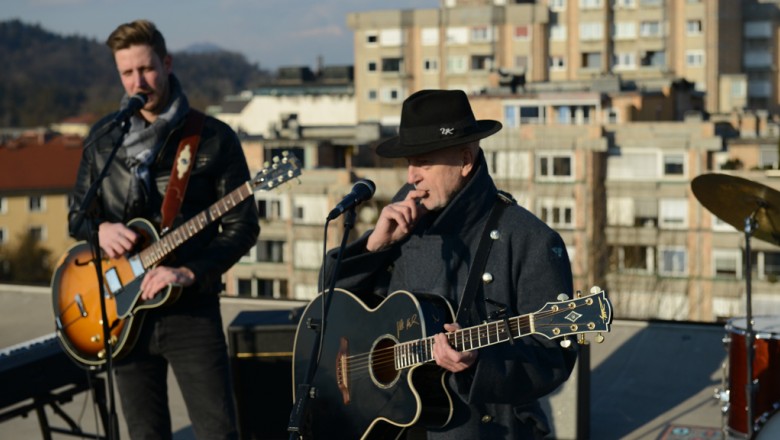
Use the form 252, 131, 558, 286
557, 293, 569, 301
596, 333, 605, 343
560, 337, 572, 348
590, 286, 602, 294
282, 150, 289, 157
273, 156, 280, 163
263, 161, 270, 168
575, 290, 582, 298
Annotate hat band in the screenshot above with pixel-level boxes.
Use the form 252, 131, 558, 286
399, 116, 479, 146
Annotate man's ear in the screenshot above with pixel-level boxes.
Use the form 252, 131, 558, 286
460, 146, 475, 177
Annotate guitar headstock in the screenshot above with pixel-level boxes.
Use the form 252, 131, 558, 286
253, 151, 302, 192
531, 286, 612, 346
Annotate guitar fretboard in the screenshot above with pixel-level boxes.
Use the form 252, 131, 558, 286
139, 182, 253, 268
394, 314, 532, 369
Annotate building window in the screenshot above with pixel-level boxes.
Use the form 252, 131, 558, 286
609, 245, 654, 273
549, 0, 567, 11
639, 21, 662, 37
381, 87, 402, 103
613, 52, 636, 70
29, 226, 45, 241
557, 106, 573, 124
713, 249, 741, 279
538, 198, 575, 229
423, 58, 439, 72
295, 240, 322, 269
549, 55, 566, 70
514, 25, 530, 40
537, 153, 574, 180
381, 58, 403, 72
579, 0, 603, 8
605, 107, 619, 123
29, 195, 44, 212
447, 56, 468, 73
367, 61, 377, 72
446, 27, 469, 45
550, 24, 567, 41
613, 0, 636, 8
659, 198, 687, 229
744, 21, 772, 38
471, 55, 493, 71
421, 27, 439, 46
367, 89, 378, 101
258, 199, 282, 220
579, 22, 603, 40
486, 150, 530, 179
640, 50, 666, 67
760, 251, 780, 281
640, 0, 662, 5
515, 55, 529, 70
659, 247, 687, 276
686, 19, 703, 35
366, 32, 378, 45
471, 26, 494, 43
581, 52, 602, 69
257, 240, 285, 263
685, 50, 704, 67
379, 29, 403, 46
663, 153, 685, 176
612, 22, 637, 40
0, 196, 6, 214
0, 227, 5, 245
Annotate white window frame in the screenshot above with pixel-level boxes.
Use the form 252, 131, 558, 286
365, 31, 379, 46
486, 150, 530, 180
712, 214, 737, 232
446, 27, 469, 45
662, 152, 686, 178
379, 29, 403, 47
549, 0, 567, 11
613, 0, 636, 8
685, 50, 705, 67
550, 24, 567, 41
447, 56, 468, 73
686, 19, 703, 36
579, 22, 604, 41
658, 246, 688, 276
421, 27, 439, 46
294, 240, 323, 269
29, 225, 47, 242
579, 0, 603, 9
613, 52, 637, 70
640, 21, 662, 37
29, 195, 45, 213
612, 22, 637, 40
713, 249, 742, 279
659, 198, 688, 229
381, 87, 403, 103
471, 26, 495, 43
423, 58, 439, 73
536, 152, 574, 181
549, 55, 566, 70
537, 197, 576, 229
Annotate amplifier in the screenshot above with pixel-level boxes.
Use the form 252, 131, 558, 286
228, 308, 302, 440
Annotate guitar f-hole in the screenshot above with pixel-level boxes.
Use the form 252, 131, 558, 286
336, 337, 350, 404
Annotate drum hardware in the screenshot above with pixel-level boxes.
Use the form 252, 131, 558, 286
691, 173, 780, 439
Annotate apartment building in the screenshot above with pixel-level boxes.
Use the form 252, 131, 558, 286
0, 131, 82, 274
347, 0, 778, 121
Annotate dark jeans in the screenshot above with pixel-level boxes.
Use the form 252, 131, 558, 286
114, 306, 238, 440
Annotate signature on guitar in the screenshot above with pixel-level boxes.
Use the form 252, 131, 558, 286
396, 314, 421, 339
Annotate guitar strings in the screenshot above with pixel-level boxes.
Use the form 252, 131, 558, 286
338, 306, 593, 380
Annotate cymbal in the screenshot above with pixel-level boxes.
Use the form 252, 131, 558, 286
691, 173, 780, 245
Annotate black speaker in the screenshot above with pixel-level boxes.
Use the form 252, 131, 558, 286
228, 308, 301, 440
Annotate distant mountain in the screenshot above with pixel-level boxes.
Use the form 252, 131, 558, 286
0, 19, 272, 128
182, 42, 225, 54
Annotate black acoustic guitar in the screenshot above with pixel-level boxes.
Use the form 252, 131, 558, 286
292, 287, 612, 439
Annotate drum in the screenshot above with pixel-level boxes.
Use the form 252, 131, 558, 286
756, 407, 780, 439
725, 316, 780, 437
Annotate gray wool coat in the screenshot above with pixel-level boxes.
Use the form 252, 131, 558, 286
324, 154, 577, 439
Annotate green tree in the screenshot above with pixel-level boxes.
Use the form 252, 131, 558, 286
0, 230, 53, 284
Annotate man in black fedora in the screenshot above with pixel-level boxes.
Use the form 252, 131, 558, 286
323, 89, 577, 439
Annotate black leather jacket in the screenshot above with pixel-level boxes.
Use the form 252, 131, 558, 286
69, 110, 260, 309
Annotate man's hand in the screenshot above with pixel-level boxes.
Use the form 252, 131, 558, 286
139, 266, 196, 301
98, 222, 138, 259
433, 323, 478, 372
366, 189, 429, 252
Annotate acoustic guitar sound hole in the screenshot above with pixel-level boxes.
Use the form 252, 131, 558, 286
371, 337, 400, 387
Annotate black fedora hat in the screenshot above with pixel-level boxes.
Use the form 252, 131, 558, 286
375, 89, 502, 158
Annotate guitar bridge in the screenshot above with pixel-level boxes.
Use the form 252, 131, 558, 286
336, 337, 350, 405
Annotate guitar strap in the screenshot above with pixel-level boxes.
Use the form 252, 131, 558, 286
454, 191, 514, 325
160, 109, 205, 232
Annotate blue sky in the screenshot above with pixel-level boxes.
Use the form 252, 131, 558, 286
4, 0, 439, 70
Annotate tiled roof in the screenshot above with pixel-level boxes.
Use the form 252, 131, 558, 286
0, 133, 83, 192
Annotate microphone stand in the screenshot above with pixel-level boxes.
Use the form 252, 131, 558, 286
287, 207, 357, 439
742, 212, 758, 439
69, 117, 132, 440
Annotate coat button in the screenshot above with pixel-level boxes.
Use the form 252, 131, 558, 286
481, 414, 493, 423
482, 272, 494, 284
490, 230, 500, 240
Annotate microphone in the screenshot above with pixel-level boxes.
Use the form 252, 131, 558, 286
327, 179, 376, 220
113, 94, 147, 124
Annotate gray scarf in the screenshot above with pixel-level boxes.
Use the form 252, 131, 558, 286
121, 74, 189, 217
